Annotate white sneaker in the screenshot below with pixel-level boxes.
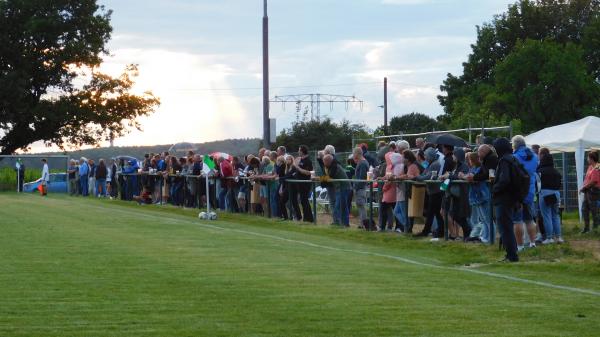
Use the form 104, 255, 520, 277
395, 228, 403, 233
541, 238, 554, 245
430, 238, 440, 242
517, 245, 525, 252
556, 237, 565, 244
529, 242, 537, 248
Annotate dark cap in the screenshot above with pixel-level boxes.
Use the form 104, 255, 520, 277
493, 137, 512, 157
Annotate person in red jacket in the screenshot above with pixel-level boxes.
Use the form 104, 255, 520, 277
580, 151, 600, 233
218, 156, 234, 211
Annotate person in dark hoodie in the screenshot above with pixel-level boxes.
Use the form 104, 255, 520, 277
492, 138, 519, 262
537, 148, 563, 244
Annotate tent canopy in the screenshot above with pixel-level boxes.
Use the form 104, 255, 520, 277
525, 116, 600, 152
525, 116, 600, 222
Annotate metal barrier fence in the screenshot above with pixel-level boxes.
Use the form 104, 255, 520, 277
114, 173, 496, 244
553, 152, 582, 212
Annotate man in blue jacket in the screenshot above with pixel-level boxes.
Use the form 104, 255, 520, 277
511, 135, 539, 251
122, 159, 140, 200
78, 158, 89, 196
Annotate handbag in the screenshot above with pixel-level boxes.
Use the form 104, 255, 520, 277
543, 193, 558, 206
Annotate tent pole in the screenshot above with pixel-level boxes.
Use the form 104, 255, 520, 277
562, 152, 568, 212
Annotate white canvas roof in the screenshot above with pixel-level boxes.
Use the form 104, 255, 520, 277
525, 116, 600, 152
526, 116, 600, 222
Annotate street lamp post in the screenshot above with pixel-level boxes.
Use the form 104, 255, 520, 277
262, 0, 270, 148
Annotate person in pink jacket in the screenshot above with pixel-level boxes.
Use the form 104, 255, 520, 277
380, 149, 402, 231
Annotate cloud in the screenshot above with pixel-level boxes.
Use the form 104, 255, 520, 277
97, 48, 255, 147
270, 36, 470, 120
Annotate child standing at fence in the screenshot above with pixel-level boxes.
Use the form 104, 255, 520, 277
464, 152, 491, 243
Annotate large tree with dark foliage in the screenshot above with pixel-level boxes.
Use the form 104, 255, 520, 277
0, 0, 160, 154
439, 0, 600, 133
275, 118, 371, 153
375, 112, 443, 135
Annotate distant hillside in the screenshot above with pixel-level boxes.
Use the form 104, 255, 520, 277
39, 138, 262, 161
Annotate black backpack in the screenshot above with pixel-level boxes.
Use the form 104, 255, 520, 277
506, 156, 530, 203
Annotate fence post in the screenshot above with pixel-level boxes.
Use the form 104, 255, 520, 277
489, 185, 495, 244
312, 181, 317, 224
267, 180, 272, 218
197, 177, 201, 209
246, 179, 251, 213
562, 152, 568, 212
444, 194, 450, 241
159, 175, 163, 205
404, 181, 410, 233
182, 175, 187, 208
369, 181, 374, 228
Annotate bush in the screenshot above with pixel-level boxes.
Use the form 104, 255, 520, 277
0, 167, 42, 191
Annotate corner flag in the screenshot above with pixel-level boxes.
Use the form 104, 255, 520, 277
202, 155, 216, 174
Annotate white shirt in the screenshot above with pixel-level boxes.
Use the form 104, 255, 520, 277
42, 163, 49, 182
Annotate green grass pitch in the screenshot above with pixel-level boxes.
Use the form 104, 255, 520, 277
1, 193, 599, 336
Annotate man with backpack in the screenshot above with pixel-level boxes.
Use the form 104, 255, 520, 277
511, 135, 540, 251
492, 138, 521, 262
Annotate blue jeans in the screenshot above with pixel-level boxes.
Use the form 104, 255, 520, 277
539, 189, 561, 238
335, 188, 350, 226
393, 201, 407, 227
269, 184, 279, 218
218, 187, 228, 210
470, 201, 491, 242
170, 182, 182, 206
328, 185, 339, 224
80, 174, 89, 196
95, 179, 107, 197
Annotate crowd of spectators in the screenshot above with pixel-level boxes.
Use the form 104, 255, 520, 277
63, 135, 600, 262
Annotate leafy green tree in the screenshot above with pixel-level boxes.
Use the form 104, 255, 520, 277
275, 118, 370, 153
490, 39, 598, 133
0, 0, 160, 154
439, 0, 600, 132
376, 112, 443, 135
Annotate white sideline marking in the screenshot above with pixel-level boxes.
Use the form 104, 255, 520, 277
76, 201, 600, 297
200, 224, 600, 297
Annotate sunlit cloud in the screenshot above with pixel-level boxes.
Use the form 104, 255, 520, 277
98, 48, 255, 147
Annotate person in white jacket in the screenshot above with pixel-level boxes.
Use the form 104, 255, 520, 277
41, 158, 49, 196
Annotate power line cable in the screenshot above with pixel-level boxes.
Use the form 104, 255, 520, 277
170, 81, 381, 92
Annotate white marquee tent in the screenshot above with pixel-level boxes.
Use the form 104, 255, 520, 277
525, 116, 600, 221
